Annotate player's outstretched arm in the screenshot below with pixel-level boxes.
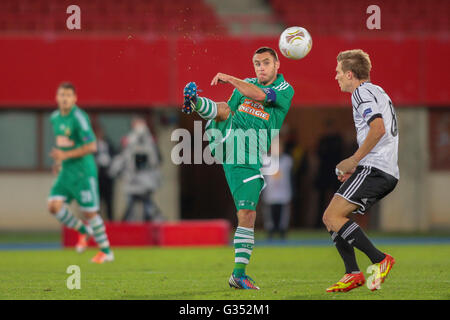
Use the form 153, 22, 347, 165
336, 117, 386, 177
50, 141, 97, 161
211, 73, 266, 102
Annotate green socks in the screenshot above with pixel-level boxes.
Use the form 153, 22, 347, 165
88, 215, 111, 254
54, 208, 111, 254
54, 207, 88, 234
233, 226, 254, 277
195, 97, 217, 120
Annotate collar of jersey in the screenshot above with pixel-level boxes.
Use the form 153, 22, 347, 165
358, 80, 371, 88
60, 105, 77, 117
257, 73, 284, 88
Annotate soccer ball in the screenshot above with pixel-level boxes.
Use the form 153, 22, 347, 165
278, 26, 312, 60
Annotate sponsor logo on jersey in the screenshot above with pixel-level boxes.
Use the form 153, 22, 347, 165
56, 135, 75, 147
238, 99, 270, 120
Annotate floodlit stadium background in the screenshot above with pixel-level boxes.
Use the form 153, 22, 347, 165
0, 0, 449, 240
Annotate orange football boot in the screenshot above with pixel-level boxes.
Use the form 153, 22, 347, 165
91, 251, 114, 264
75, 234, 89, 253
326, 272, 365, 292
368, 253, 395, 291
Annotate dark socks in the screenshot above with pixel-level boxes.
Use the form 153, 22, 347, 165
337, 220, 386, 264
329, 231, 360, 274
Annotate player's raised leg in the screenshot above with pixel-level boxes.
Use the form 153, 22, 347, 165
182, 82, 230, 122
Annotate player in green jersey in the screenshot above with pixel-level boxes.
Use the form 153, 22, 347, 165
48, 82, 113, 264
182, 47, 294, 289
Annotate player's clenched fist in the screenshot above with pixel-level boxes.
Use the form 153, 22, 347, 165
337, 169, 355, 182
50, 148, 68, 161
336, 156, 358, 179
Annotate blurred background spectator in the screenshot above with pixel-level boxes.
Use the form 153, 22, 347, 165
262, 139, 293, 240
109, 117, 163, 222
286, 128, 310, 229
94, 126, 116, 221
313, 119, 343, 229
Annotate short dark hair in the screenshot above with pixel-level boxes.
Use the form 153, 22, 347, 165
337, 49, 372, 80
254, 47, 279, 61
58, 82, 76, 94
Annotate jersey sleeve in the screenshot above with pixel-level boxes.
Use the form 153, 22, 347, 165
228, 78, 258, 112
74, 110, 96, 145
263, 83, 294, 110
352, 87, 382, 125
227, 88, 242, 113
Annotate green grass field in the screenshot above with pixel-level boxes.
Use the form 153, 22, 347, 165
1, 242, 449, 300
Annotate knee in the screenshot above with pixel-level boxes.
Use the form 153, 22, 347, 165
238, 209, 256, 226
239, 209, 254, 218
322, 210, 333, 228
82, 211, 97, 220
48, 200, 63, 215
215, 103, 230, 122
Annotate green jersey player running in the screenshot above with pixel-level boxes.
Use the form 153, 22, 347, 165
48, 82, 113, 264
182, 47, 294, 289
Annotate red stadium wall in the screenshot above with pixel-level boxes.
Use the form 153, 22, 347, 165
0, 35, 448, 107
62, 220, 231, 247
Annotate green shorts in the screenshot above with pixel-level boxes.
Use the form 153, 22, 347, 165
207, 115, 266, 211
48, 170, 100, 212
205, 113, 233, 163
223, 163, 266, 211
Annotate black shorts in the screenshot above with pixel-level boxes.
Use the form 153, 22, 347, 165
335, 165, 398, 214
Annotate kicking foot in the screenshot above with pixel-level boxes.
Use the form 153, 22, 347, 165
182, 82, 198, 114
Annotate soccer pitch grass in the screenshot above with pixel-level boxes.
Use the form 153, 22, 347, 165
1, 243, 449, 300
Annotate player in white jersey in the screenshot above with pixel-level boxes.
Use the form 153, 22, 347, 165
323, 49, 398, 293
350, 82, 399, 179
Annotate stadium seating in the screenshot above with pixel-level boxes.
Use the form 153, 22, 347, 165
0, 0, 227, 35
1, 0, 447, 36
270, 0, 449, 36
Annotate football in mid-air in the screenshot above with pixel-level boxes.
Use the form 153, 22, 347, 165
278, 26, 312, 60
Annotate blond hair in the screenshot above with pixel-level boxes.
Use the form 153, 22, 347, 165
337, 49, 372, 80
